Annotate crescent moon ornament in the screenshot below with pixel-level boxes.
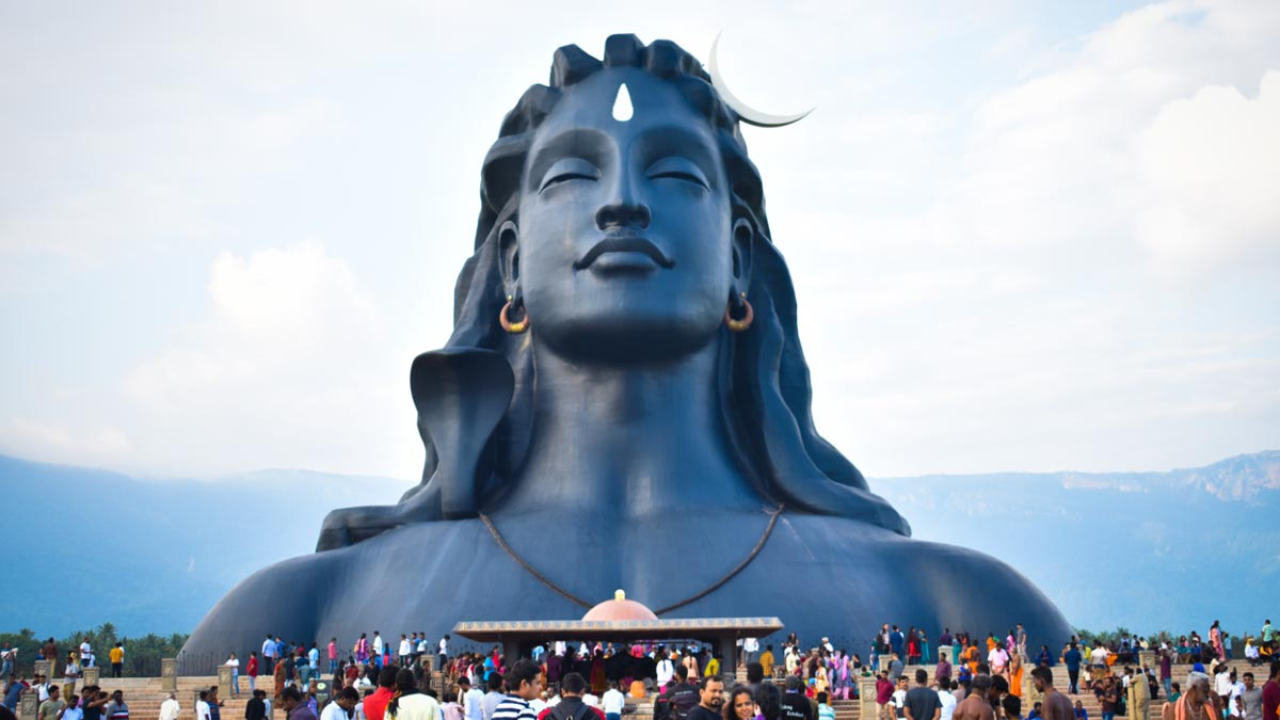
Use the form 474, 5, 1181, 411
708, 31, 814, 128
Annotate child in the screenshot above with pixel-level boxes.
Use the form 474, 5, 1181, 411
818, 692, 836, 720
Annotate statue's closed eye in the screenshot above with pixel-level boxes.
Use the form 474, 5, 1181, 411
540, 158, 601, 192
647, 156, 709, 190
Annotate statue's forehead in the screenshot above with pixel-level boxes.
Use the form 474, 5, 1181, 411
533, 68, 716, 143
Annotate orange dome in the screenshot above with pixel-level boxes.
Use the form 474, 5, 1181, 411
582, 590, 658, 622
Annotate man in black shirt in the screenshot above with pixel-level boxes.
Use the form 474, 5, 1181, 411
780, 676, 814, 720
904, 670, 941, 720
245, 691, 266, 720
660, 667, 698, 720
688, 677, 724, 720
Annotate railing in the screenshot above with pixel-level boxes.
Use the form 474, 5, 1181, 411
176, 651, 223, 677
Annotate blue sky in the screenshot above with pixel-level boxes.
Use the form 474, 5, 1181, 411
2, 0, 1277, 480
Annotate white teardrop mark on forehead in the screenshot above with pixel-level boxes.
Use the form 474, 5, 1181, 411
612, 82, 633, 122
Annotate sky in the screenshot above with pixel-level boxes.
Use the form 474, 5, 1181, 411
1, 0, 1277, 482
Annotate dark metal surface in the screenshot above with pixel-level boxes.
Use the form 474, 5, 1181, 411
183, 34, 1071, 659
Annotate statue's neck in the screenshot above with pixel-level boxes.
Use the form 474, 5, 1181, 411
498, 342, 764, 518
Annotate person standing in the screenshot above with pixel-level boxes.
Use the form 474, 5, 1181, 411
1234, 672, 1259, 720
459, 678, 485, 720
108, 645, 123, 679
366, 668, 399, 720
491, 661, 542, 720
1017, 626, 1028, 663
227, 654, 242, 698
373, 634, 385, 668
247, 653, 260, 694
1161, 673, 1216, 720
656, 654, 675, 691
79, 639, 92, 670
38, 685, 66, 720
104, 691, 129, 720
246, 691, 267, 720
483, 673, 507, 720
686, 677, 723, 720
196, 692, 213, 720
876, 672, 896, 720
1127, 666, 1150, 720
779, 676, 814, 720
760, 646, 775, 680
743, 639, 759, 667
600, 682, 624, 720
953, 676, 994, 720
1261, 663, 1280, 720
43, 640, 58, 677
399, 638, 412, 667
263, 637, 277, 673
282, 688, 317, 720
328, 640, 339, 675
158, 694, 179, 720
903, 670, 941, 720
325, 688, 361, 720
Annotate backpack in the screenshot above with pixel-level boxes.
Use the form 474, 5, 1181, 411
654, 696, 672, 720
552, 703, 595, 720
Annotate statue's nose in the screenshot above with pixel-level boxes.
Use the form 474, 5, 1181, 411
595, 202, 651, 231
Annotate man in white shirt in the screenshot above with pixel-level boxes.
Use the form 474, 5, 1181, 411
399, 636, 413, 663
1226, 672, 1245, 718
159, 693, 180, 720
79, 640, 93, 669
743, 638, 760, 665
554, 642, 566, 657
322, 688, 359, 720
63, 694, 84, 720
34, 676, 50, 702
1216, 668, 1234, 710
196, 690, 212, 720
459, 677, 484, 720
937, 684, 956, 720
1090, 647, 1109, 667
373, 633, 385, 662
601, 682, 625, 720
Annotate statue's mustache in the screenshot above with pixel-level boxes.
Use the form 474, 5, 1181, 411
573, 236, 676, 270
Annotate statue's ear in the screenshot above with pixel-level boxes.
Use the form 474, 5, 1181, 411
498, 220, 520, 292
731, 217, 755, 292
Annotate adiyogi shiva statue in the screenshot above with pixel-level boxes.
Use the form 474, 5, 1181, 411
183, 35, 1070, 655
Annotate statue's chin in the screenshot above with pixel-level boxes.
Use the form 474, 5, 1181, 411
534, 313, 722, 363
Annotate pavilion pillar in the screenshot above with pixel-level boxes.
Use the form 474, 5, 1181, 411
503, 639, 521, 667
718, 634, 737, 681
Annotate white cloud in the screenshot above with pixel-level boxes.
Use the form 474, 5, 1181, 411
1133, 71, 1280, 269
790, 0, 1280, 476
113, 242, 417, 477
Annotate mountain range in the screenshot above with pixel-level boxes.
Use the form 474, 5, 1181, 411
1, 450, 1275, 640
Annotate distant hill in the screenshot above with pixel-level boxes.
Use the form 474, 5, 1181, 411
874, 450, 1280, 638
0, 456, 408, 637
1, 451, 1275, 638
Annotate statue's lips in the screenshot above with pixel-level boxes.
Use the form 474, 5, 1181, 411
572, 236, 675, 271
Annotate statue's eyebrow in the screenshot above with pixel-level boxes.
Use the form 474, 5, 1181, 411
526, 127, 612, 190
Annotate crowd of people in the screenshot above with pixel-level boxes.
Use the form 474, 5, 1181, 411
5, 620, 1279, 720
